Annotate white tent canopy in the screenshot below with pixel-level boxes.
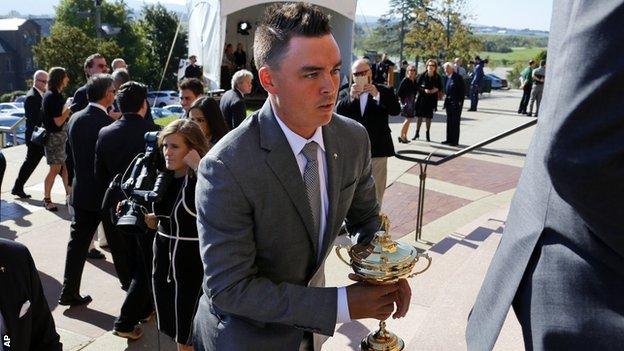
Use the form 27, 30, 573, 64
187, 0, 356, 90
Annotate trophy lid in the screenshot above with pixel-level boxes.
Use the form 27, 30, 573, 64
348, 214, 418, 279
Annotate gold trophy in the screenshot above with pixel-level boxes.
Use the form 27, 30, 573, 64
336, 214, 432, 351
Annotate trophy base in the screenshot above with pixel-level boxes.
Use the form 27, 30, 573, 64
360, 328, 405, 351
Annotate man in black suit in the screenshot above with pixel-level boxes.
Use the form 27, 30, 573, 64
59, 74, 117, 306
442, 62, 465, 146
69, 53, 110, 260
11, 70, 48, 199
95, 82, 159, 339
336, 58, 401, 206
0, 239, 62, 350
219, 69, 253, 129
467, 2, 624, 350
70, 53, 109, 114
183, 55, 203, 80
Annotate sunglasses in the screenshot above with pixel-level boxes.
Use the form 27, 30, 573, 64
97, 64, 109, 69
353, 69, 370, 77
36, 79, 48, 83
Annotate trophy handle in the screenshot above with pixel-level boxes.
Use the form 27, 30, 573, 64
408, 252, 432, 278
335, 245, 352, 267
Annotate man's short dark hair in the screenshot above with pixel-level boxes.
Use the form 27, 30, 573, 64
86, 74, 114, 102
112, 68, 130, 85
178, 78, 204, 96
540, 60, 546, 66
116, 81, 147, 114
84, 53, 105, 70
254, 2, 331, 69
529, 59, 536, 65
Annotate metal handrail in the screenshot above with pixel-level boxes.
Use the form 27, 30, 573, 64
0, 116, 26, 147
393, 118, 537, 241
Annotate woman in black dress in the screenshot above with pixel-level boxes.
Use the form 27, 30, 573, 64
413, 59, 443, 142
144, 119, 210, 350
397, 64, 418, 143
41, 67, 72, 211
188, 96, 230, 147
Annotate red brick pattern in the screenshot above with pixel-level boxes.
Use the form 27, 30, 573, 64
408, 157, 522, 193
382, 182, 471, 236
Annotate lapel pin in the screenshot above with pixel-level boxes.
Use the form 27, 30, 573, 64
333, 153, 338, 159
0, 266, 5, 273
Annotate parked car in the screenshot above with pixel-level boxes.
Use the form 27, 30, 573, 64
14, 95, 26, 103
0, 102, 25, 115
147, 90, 179, 107
485, 74, 509, 90
0, 115, 26, 147
163, 104, 184, 117
152, 107, 178, 119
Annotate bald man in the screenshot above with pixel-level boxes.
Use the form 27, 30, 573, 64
336, 59, 400, 206
111, 58, 127, 71
12, 70, 48, 198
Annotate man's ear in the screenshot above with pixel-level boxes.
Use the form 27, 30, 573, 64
258, 67, 278, 95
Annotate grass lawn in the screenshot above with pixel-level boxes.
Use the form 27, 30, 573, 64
154, 115, 179, 127
480, 47, 545, 66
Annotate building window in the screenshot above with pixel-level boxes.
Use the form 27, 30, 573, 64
5, 59, 11, 72
26, 58, 33, 70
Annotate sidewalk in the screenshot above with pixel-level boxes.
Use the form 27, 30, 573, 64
0, 88, 534, 350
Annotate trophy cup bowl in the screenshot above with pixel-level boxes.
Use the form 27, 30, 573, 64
336, 214, 432, 351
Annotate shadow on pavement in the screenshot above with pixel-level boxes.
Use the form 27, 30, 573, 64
336, 320, 371, 350
89, 258, 119, 278
62, 306, 117, 331
0, 223, 17, 240
39, 271, 61, 312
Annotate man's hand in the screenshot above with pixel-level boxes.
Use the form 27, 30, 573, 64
346, 274, 412, 320
350, 83, 363, 101
144, 213, 158, 230
363, 84, 379, 99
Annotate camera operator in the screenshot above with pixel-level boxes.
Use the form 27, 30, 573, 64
142, 119, 208, 350
94, 81, 159, 340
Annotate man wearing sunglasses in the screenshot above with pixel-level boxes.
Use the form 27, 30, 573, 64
11, 70, 48, 199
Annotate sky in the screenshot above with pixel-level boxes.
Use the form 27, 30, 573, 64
1, 0, 553, 31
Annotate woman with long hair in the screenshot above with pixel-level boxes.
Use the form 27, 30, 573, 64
397, 64, 418, 143
41, 67, 71, 211
188, 96, 230, 148
413, 59, 443, 142
144, 119, 210, 350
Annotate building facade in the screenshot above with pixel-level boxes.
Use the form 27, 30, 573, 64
0, 18, 42, 94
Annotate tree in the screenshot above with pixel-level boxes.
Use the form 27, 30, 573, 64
404, 0, 482, 63
54, 0, 145, 71
32, 24, 122, 92
134, 4, 187, 90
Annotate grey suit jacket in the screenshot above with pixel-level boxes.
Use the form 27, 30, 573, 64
194, 100, 381, 350
466, 1, 624, 350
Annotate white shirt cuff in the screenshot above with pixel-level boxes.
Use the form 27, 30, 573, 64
373, 92, 381, 104
336, 287, 351, 324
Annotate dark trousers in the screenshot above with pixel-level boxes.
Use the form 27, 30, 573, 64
13, 142, 44, 191
518, 84, 533, 113
114, 233, 153, 332
65, 141, 74, 183
469, 84, 480, 110
101, 207, 131, 290
61, 207, 101, 296
445, 102, 462, 145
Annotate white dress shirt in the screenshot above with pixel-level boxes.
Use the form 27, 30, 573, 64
358, 91, 380, 116
273, 104, 352, 324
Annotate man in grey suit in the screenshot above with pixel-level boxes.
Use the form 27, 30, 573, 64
467, 2, 624, 350
194, 3, 411, 350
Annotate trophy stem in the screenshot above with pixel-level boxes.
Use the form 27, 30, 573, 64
360, 319, 405, 351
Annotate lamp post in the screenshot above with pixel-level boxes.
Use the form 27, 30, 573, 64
95, 0, 102, 39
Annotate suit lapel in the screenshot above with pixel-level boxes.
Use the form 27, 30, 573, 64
319, 118, 342, 264
259, 101, 319, 254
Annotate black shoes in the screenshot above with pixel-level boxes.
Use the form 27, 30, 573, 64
86, 248, 105, 259
426, 131, 431, 142
59, 293, 92, 306
468, 108, 477, 111
397, 136, 409, 144
412, 131, 420, 140
11, 188, 31, 199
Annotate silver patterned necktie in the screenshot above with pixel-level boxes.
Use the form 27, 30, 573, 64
301, 141, 321, 237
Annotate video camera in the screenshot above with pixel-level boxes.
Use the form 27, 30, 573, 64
108, 131, 172, 235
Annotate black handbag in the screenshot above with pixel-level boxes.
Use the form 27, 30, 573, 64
30, 126, 47, 146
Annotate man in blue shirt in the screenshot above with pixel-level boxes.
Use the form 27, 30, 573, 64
468, 56, 485, 111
